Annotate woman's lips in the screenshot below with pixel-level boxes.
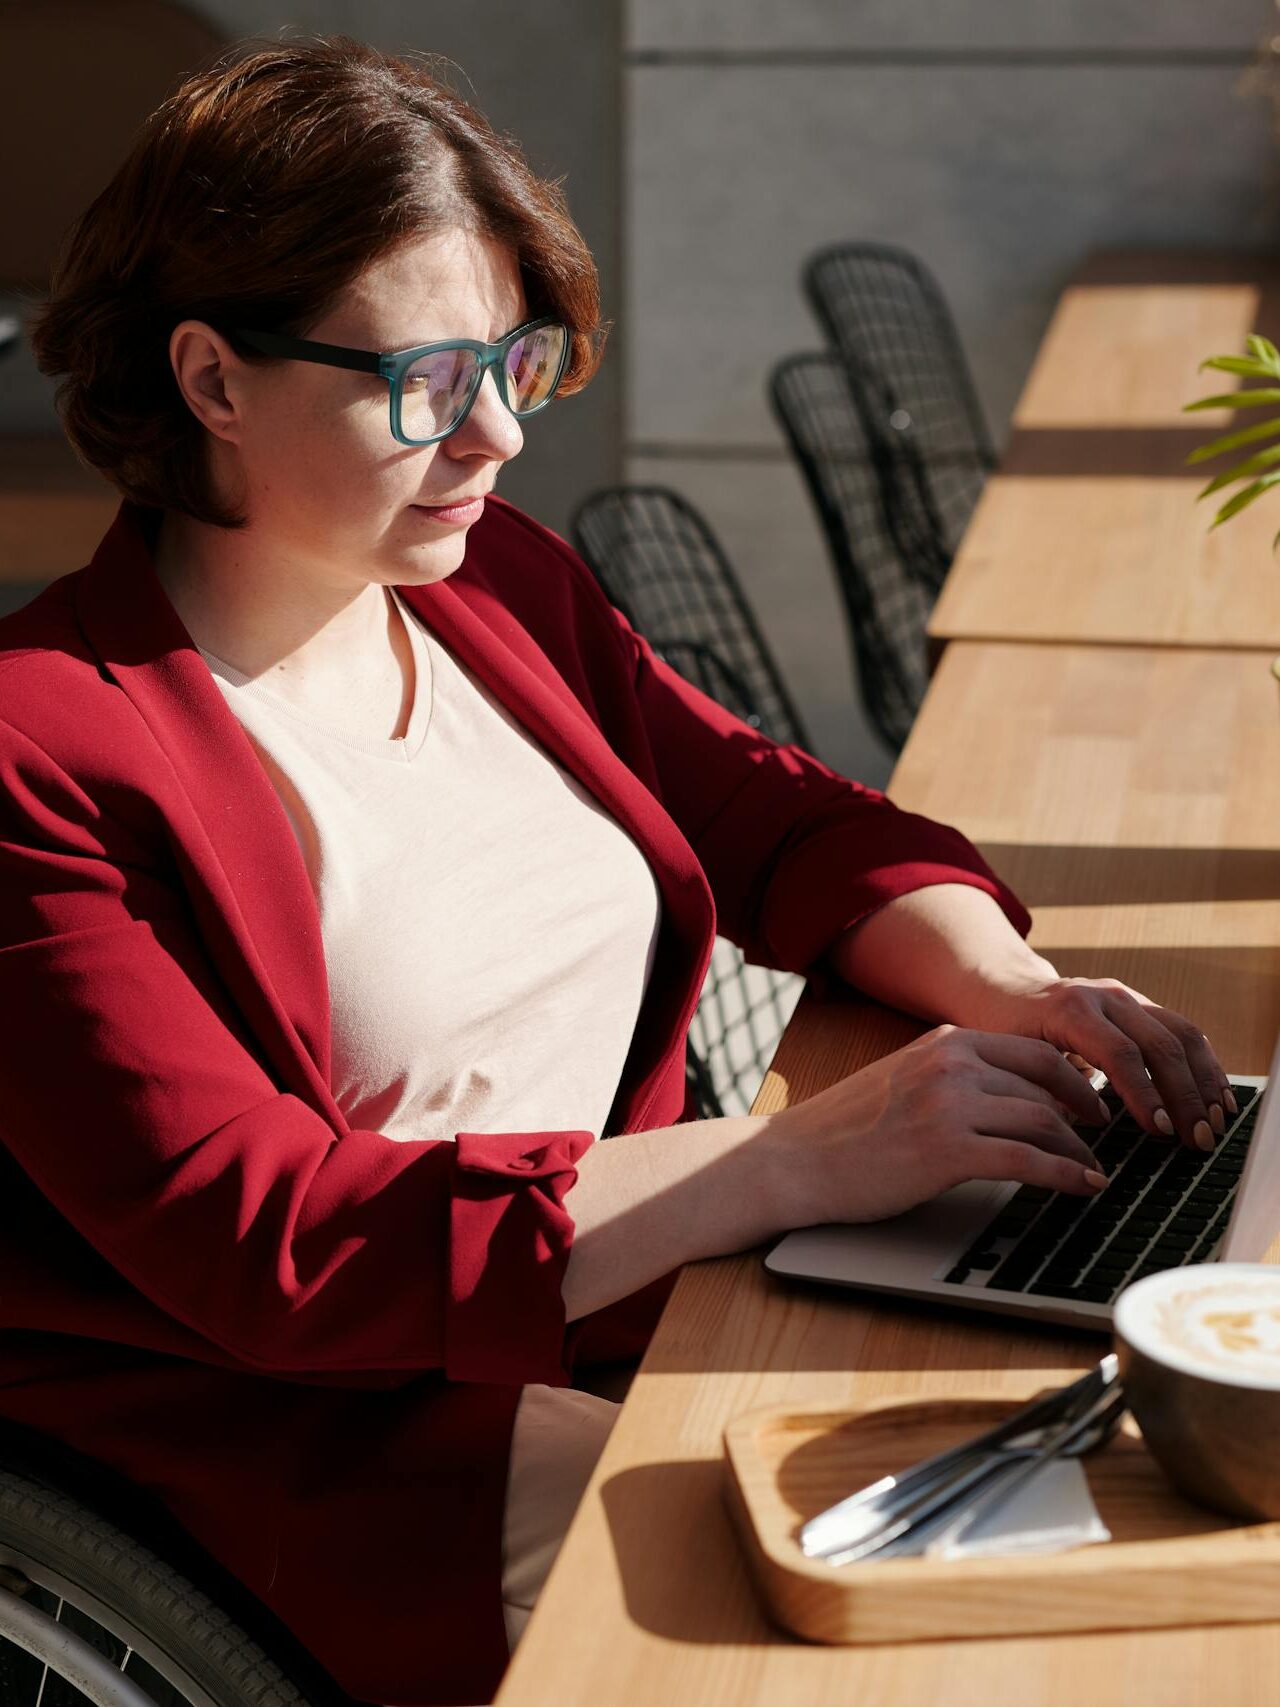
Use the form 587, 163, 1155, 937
411, 495, 486, 526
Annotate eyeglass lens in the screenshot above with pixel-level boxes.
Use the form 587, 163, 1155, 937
399, 324, 566, 442
504, 323, 566, 413
401, 347, 480, 442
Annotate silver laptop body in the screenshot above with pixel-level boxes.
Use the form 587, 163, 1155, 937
764, 1032, 1280, 1331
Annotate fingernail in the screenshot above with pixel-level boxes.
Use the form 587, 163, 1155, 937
1094, 1095, 1110, 1123
1153, 1108, 1175, 1137
1224, 1087, 1239, 1116
1084, 1169, 1108, 1192
1193, 1120, 1214, 1152
1209, 1103, 1225, 1136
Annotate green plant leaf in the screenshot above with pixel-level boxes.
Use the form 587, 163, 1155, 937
1185, 417, 1280, 463
1246, 334, 1280, 371
1208, 470, 1280, 528
1198, 355, 1280, 380
1183, 388, 1280, 412
1197, 440, 1280, 498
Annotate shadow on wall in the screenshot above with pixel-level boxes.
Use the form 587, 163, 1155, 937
0, 1, 226, 435
0, 0, 622, 540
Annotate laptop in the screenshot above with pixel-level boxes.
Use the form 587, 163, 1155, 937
764, 1030, 1280, 1330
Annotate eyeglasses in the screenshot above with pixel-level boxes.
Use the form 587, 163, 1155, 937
231, 316, 570, 447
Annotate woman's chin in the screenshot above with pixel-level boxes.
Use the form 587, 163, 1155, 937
389, 531, 471, 583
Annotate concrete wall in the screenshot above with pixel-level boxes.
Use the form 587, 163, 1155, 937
6, 0, 1278, 785
1, 0, 621, 539
624, 0, 1280, 786
9, 4, 1273, 1112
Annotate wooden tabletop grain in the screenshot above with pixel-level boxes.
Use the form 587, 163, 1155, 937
929, 250, 1280, 651
494, 642, 1280, 1707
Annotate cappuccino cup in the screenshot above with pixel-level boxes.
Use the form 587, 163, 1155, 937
1114, 1263, 1280, 1521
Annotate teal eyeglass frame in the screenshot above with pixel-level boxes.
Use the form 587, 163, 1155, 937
231, 315, 570, 448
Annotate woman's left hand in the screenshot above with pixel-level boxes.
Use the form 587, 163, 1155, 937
969, 975, 1234, 1153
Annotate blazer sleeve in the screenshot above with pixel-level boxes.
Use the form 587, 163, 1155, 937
0, 715, 588, 1387
605, 606, 1031, 976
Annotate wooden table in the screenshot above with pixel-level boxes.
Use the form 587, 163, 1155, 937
495, 641, 1280, 1707
929, 252, 1280, 651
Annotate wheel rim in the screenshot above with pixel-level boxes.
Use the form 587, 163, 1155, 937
0, 1542, 224, 1707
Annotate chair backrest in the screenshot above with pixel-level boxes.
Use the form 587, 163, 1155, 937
686, 940, 802, 1120
570, 485, 811, 751
804, 241, 995, 563
570, 484, 806, 1118
770, 351, 932, 754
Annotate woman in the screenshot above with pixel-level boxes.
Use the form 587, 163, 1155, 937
4, 33, 1228, 1707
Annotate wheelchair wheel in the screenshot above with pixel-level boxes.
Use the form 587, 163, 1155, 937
0, 1464, 324, 1707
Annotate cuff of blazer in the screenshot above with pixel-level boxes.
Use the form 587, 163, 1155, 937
760, 820, 1033, 978
445, 1129, 594, 1385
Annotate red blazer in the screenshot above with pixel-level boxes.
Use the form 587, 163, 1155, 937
0, 497, 1028, 1704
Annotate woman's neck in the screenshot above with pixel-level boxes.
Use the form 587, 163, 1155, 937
151, 508, 418, 739
152, 508, 392, 683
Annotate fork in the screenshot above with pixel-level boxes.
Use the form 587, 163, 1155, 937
918, 1384, 1128, 1561
801, 1357, 1114, 1563
825, 1376, 1126, 1566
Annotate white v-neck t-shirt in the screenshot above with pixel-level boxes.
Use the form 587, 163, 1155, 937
196, 585, 663, 1147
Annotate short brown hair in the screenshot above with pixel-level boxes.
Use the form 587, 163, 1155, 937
30, 34, 606, 528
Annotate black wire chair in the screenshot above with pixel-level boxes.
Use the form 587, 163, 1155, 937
804, 241, 997, 568
770, 351, 934, 755
570, 486, 806, 1119
571, 486, 811, 752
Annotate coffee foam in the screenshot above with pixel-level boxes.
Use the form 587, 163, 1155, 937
1116, 1264, 1280, 1389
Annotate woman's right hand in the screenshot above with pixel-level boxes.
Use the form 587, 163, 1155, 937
768, 1023, 1112, 1229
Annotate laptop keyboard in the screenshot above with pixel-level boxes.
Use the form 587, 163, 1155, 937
941, 1081, 1263, 1305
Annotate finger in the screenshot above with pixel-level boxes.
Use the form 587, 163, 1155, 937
975, 1093, 1102, 1172
1036, 1001, 1180, 1145
1141, 1005, 1233, 1131
1101, 996, 1215, 1151
965, 1134, 1106, 1198
972, 1032, 1110, 1127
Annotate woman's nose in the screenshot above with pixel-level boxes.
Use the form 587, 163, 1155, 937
447, 366, 524, 464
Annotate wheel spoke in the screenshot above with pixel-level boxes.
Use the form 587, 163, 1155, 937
31, 1596, 66, 1707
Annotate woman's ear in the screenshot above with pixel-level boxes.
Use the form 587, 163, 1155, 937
168, 320, 245, 444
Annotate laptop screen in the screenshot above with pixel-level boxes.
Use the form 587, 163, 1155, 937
1222, 1029, 1280, 1263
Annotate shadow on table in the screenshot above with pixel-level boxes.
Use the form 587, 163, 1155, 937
598, 1458, 778, 1647
638, 1247, 1107, 1379
978, 845, 1279, 910
999, 427, 1235, 479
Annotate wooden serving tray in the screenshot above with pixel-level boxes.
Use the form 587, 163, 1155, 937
723, 1393, 1280, 1644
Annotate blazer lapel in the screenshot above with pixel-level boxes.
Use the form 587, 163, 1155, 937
74, 505, 340, 1124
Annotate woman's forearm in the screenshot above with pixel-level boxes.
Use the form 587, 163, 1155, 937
826, 882, 1058, 1029
561, 889, 1054, 1322
560, 1112, 798, 1322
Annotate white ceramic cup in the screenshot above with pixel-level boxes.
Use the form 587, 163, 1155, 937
1113, 1263, 1280, 1521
